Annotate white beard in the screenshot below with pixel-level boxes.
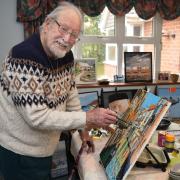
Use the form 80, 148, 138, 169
50, 46, 67, 58
48, 44, 66, 59
48, 39, 72, 59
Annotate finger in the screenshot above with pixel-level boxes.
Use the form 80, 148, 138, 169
103, 114, 117, 124
87, 146, 93, 153
84, 142, 92, 153
87, 141, 95, 153
106, 109, 117, 116
86, 144, 93, 153
99, 122, 111, 129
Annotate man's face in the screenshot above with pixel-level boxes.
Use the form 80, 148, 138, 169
42, 9, 81, 59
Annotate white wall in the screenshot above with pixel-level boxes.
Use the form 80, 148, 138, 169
0, 0, 24, 64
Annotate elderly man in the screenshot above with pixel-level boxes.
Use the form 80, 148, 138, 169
0, 2, 117, 180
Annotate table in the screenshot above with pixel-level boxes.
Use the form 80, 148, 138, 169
71, 123, 180, 180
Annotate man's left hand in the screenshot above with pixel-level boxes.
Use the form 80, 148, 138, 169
78, 129, 95, 153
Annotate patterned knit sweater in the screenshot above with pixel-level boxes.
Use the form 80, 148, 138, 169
0, 34, 86, 157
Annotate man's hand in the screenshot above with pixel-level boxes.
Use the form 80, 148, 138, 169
78, 129, 95, 153
86, 108, 117, 128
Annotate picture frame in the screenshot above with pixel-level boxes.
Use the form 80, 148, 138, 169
156, 86, 180, 119
124, 52, 153, 83
74, 59, 97, 84
158, 71, 170, 81
101, 89, 138, 108
78, 91, 99, 112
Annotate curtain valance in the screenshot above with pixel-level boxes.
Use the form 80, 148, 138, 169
17, 0, 180, 21
16, 0, 180, 37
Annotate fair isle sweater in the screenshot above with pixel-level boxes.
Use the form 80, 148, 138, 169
0, 34, 86, 157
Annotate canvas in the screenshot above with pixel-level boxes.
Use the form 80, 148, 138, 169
100, 89, 171, 180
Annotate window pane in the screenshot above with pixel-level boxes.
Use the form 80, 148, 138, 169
161, 17, 180, 74
81, 43, 117, 80
123, 44, 154, 53
125, 8, 153, 37
83, 7, 115, 36
106, 44, 117, 61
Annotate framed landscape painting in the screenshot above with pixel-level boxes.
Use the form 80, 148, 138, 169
74, 59, 97, 84
156, 86, 180, 119
78, 91, 99, 112
124, 52, 153, 83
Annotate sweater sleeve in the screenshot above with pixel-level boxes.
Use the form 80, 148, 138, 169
16, 104, 86, 131
1, 54, 86, 131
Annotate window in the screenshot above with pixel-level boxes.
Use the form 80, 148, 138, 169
74, 7, 117, 80
133, 26, 141, 36
74, 8, 162, 81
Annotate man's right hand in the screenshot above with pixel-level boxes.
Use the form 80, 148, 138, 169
86, 108, 117, 128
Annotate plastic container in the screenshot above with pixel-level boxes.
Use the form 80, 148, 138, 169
136, 145, 170, 171
164, 133, 175, 152
158, 131, 166, 147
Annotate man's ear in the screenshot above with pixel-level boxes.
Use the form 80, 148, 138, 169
45, 17, 52, 25
43, 18, 52, 32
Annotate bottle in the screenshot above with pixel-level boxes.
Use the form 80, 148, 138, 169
158, 131, 166, 147
164, 133, 175, 152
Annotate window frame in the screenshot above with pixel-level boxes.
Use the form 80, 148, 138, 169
74, 13, 162, 81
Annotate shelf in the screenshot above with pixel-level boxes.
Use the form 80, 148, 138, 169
77, 81, 180, 89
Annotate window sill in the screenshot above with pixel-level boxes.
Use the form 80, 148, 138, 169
77, 81, 180, 89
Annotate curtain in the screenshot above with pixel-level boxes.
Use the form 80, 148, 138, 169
74, 0, 106, 17
158, 0, 180, 20
17, 0, 180, 38
17, 0, 59, 37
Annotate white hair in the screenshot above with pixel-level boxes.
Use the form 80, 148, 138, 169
46, 1, 83, 29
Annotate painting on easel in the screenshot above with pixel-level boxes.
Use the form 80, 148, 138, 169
100, 89, 171, 180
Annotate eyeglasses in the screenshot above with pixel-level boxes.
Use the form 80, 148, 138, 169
53, 19, 80, 42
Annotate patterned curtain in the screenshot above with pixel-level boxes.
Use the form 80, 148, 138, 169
158, 0, 180, 20
106, 0, 134, 16
17, 0, 180, 38
17, 0, 60, 38
74, 0, 106, 17
134, 0, 157, 20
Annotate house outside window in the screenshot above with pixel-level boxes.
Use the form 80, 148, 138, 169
160, 17, 180, 74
